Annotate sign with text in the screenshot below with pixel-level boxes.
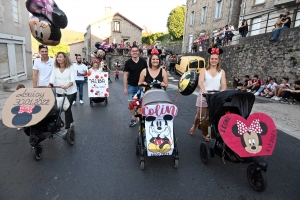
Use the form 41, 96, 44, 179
218, 113, 277, 158
2, 88, 55, 128
87, 71, 109, 97
142, 104, 178, 157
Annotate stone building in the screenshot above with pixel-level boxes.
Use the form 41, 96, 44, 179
0, 0, 32, 82
241, 0, 300, 36
182, 0, 242, 53
68, 41, 84, 62
83, 7, 143, 62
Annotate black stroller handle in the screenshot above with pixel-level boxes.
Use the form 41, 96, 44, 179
138, 82, 166, 91
202, 90, 220, 97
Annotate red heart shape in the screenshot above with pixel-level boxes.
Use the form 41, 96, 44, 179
104, 74, 107, 77
106, 88, 109, 92
87, 71, 92, 76
90, 89, 94, 93
218, 113, 277, 158
104, 93, 108, 97
95, 75, 99, 79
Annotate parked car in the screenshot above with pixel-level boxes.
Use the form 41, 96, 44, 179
175, 56, 205, 75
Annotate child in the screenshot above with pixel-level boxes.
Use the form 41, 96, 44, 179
16, 84, 25, 130
115, 69, 119, 81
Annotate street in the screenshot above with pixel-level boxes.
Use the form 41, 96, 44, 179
0, 72, 300, 200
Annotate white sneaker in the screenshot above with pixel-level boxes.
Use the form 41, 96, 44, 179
79, 100, 84, 104
246, 89, 251, 92
275, 97, 281, 101
70, 122, 74, 127
17, 128, 22, 131
72, 101, 76, 105
254, 92, 259, 96
271, 96, 276, 100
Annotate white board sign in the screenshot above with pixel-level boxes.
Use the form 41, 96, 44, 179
87, 71, 109, 97
142, 103, 178, 156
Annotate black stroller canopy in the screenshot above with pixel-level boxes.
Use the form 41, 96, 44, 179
207, 90, 255, 124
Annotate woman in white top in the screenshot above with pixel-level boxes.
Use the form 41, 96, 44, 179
89, 59, 103, 73
190, 48, 227, 140
49, 52, 77, 135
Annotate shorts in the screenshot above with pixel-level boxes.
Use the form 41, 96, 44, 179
128, 85, 138, 101
196, 92, 208, 108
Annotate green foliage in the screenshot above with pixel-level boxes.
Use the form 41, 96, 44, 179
48, 43, 70, 58
167, 6, 186, 39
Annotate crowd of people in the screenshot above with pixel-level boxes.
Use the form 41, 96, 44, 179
234, 74, 300, 105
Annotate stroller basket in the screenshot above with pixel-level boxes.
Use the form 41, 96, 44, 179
142, 90, 172, 106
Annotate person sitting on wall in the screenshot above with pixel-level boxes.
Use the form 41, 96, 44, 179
270, 11, 291, 41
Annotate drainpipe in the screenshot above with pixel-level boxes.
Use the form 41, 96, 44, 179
228, 0, 234, 24
182, 0, 188, 54
241, 0, 247, 20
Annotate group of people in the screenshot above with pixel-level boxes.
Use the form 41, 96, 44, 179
32, 44, 120, 137
234, 74, 300, 104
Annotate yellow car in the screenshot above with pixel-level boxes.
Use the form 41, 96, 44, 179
175, 56, 205, 75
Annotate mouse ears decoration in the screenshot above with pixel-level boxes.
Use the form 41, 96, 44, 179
93, 59, 100, 63
208, 48, 223, 55
148, 49, 162, 56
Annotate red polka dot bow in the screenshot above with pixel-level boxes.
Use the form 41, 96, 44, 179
93, 59, 100, 63
211, 48, 220, 55
18, 105, 35, 114
237, 119, 263, 135
151, 49, 159, 55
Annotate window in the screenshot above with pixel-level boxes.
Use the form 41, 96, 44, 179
215, 0, 223, 19
295, 9, 300, 27
251, 18, 261, 36
254, 0, 265, 5
12, 0, 19, 23
193, 0, 197, 3
190, 11, 195, 26
201, 7, 207, 23
114, 21, 120, 31
189, 60, 199, 69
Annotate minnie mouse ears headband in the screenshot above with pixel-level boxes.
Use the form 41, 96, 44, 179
93, 59, 100, 63
208, 48, 223, 55
148, 48, 162, 56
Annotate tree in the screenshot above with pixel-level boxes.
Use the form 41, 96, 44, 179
167, 6, 186, 40
48, 43, 70, 57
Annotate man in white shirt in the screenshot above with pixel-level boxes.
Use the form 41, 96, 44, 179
73, 54, 87, 104
32, 45, 54, 87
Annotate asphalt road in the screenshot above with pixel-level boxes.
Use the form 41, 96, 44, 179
0, 72, 299, 200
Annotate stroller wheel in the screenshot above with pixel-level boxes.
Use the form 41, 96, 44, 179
173, 159, 179, 169
247, 163, 268, 192
140, 161, 145, 170
200, 142, 211, 164
66, 128, 75, 146
135, 136, 140, 155
33, 145, 43, 161
90, 102, 94, 107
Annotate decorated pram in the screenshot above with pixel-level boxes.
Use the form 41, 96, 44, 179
131, 82, 179, 170
87, 71, 109, 106
1, 87, 75, 161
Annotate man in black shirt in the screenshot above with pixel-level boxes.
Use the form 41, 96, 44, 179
270, 11, 291, 41
280, 80, 300, 104
124, 45, 147, 127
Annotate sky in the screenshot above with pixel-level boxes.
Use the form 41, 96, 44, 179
54, 0, 186, 33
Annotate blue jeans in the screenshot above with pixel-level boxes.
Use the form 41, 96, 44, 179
242, 31, 248, 37
75, 80, 84, 100
127, 85, 138, 101
272, 26, 289, 39
257, 87, 264, 93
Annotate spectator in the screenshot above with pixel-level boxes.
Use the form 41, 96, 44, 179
237, 75, 251, 91
233, 76, 243, 88
168, 54, 177, 73
49, 52, 77, 137
32, 45, 54, 87
199, 34, 206, 51
247, 75, 262, 92
254, 76, 272, 96
239, 19, 248, 37
270, 11, 291, 41
271, 77, 290, 100
227, 23, 235, 45
280, 80, 300, 104
161, 47, 167, 64
273, 14, 284, 31
263, 79, 277, 98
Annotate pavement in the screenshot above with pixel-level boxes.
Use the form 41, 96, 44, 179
1, 74, 300, 139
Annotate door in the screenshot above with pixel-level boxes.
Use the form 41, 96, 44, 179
15, 44, 25, 74
251, 18, 261, 36
0, 43, 9, 79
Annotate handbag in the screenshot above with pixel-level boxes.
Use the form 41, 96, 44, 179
56, 96, 70, 111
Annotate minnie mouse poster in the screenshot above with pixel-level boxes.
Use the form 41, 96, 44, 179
218, 112, 277, 157
11, 105, 41, 126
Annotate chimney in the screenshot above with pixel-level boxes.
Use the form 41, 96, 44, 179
105, 7, 113, 17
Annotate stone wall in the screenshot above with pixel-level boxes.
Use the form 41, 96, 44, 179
182, 27, 300, 84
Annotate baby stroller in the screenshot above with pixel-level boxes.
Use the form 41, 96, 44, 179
88, 72, 109, 107
198, 90, 276, 192
133, 82, 179, 170
90, 96, 108, 107
23, 87, 75, 161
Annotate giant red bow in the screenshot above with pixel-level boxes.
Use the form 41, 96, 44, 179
18, 105, 35, 114
93, 59, 100, 63
211, 48, 220, 55
237, 119, 262, 135
151, 49, 159, 55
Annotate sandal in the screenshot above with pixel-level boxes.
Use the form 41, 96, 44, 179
190, 125, 196, 135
